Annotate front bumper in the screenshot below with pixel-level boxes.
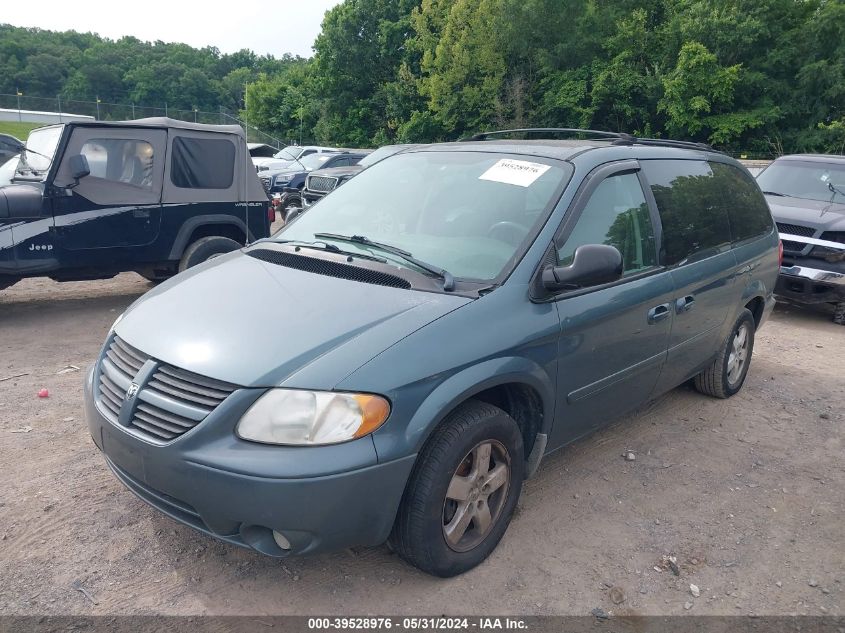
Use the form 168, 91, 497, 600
775, 264, 845, 305
84, 367, 416, 556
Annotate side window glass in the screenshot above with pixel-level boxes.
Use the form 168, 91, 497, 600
80, 139, 154, 188
170, 137, 235, 189
709, 162, 773, 242
641, 160, 731, 265
558, 172, 657, 275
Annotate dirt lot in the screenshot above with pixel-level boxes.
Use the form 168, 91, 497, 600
0, 273, 842, 617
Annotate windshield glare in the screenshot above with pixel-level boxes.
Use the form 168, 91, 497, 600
300, 153, 333, 170
273, 146, 301, 160
22, 125, 63, 176
359, 146, 403, 167
757, 160, 845, 203
277, 151, 569, 281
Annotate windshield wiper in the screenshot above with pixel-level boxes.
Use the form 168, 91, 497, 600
278, 239, 387, 263
314, 233, 456, 291
828, 182, 845, 198
761, 190, 786, 197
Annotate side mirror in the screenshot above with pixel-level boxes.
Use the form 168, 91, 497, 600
542, 244, 623, 292
69, 154, 90, 181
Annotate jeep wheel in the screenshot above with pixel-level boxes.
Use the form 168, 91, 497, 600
833, 301, 845, 326
390, 400, 524, 577
178, 236, 242, 272
694, 308, 755, 399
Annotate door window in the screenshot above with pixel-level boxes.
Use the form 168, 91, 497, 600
558, 172, 657, 275
641, 160, 732, 265
80, 139, 154, 189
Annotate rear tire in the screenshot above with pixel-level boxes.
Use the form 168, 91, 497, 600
694, 308, 755, 399
833, 301, 845, 326
178, 236, 242, 272
390, 400, 524, 577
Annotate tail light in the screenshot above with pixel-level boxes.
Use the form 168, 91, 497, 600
778, 239, 783, 267
268, 205, 275, 224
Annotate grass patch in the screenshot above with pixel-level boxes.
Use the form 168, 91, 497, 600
0, 121, 46, 140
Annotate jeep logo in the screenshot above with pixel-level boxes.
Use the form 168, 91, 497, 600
28, 243, 53, 251
125, 383, 140, 399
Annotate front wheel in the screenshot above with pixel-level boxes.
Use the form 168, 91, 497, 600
694, 308, 756, 398
178, 236, 242, 272
390, 400, 524, 577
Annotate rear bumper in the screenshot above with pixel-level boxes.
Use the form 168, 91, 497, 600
84, 367, 416, 557
776, 265, 845, 305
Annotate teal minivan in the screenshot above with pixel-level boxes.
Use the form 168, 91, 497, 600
85, 130, 779, 577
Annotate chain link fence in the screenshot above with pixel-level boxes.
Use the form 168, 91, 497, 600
0, 93, 284, 149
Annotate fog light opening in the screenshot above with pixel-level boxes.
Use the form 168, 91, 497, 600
273, 530, 292, 551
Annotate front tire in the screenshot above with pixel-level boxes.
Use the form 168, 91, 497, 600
694, 308, 755, 398
178, 236, 242, 272
390, 400, 524, 577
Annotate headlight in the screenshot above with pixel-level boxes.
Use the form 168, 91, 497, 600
236, 389, 390, 446
274, 175, 292, 185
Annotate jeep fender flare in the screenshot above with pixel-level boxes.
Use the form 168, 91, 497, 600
397, 356, 556, 460
168, 215, 254, 260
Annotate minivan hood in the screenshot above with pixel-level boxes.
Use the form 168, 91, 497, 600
115, 249, 470, 388
767, 195, 845, 232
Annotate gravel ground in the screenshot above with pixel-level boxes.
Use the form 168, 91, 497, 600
0, 272, 842, 617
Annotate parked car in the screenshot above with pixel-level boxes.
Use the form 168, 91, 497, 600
262, 150, 370, 218
302, 144, 417, 208
0, 118, 271, 291
252, 145, 339, 172
0, 133, 24, 164
85, 129, 778, 577
247, 143, 278, 158
757, 154, 845, 324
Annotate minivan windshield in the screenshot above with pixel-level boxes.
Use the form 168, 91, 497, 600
276, 151, 570, 281
16, 125, 63, 179
757, 160, 845, 204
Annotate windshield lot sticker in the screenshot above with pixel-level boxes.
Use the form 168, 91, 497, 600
479, 159, 551, 187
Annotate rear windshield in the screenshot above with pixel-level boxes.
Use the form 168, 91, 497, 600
277, 151, 571, 281
757, 160, 845, 204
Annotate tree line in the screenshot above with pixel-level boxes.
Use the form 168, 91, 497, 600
248, 0, 845, 154
3, 1, 844, 155
0, 23, 301, 113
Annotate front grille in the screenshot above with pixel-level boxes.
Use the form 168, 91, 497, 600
96, 335, 237, 443
782, 240, 807, 252
776, 222, 816, 238
821, 231, 845, 245
246, 248, 412, 289
307, 175, 338, 194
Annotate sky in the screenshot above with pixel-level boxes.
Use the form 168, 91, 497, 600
2, 0, 344, 58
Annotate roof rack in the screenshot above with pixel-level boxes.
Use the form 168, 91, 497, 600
461, 127, 714, 152
462, 128, 635, 142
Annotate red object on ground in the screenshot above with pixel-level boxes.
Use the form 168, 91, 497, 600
38, 388, 49, 398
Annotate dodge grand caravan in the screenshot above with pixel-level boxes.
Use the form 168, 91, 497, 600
85, 129, 779, 577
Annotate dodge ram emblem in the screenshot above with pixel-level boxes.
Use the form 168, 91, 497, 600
125, 382, 140, 399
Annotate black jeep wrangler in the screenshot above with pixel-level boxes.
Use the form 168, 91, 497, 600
0, 118, 271, 290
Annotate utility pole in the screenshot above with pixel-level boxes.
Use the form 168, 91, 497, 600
96, 96, 101, 120
299, 105, 304, 146
132, 102, 136, 119
57, 94, 62, 122
194, 107, 198, 123
16, 89, 22, 122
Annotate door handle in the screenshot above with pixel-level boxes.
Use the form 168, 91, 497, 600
132, 208, 150, 218
647, 303, 671, 324
675, 295, 696, 313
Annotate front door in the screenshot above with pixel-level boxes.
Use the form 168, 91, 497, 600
51, 128, 166, 253
549, 162, 675, 449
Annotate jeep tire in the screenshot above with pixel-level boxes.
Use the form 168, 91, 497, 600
390, 400, 524, 577
178, 236, 242, 272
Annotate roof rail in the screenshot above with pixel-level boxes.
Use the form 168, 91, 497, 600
462, 127, 716, 152
461, 128, 636, 143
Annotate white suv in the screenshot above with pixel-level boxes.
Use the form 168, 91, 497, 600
252, 145, 339, 172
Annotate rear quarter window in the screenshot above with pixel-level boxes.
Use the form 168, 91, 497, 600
170, 137, 235, 189
708, 161, 773, 242
641, 160, 732, 266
